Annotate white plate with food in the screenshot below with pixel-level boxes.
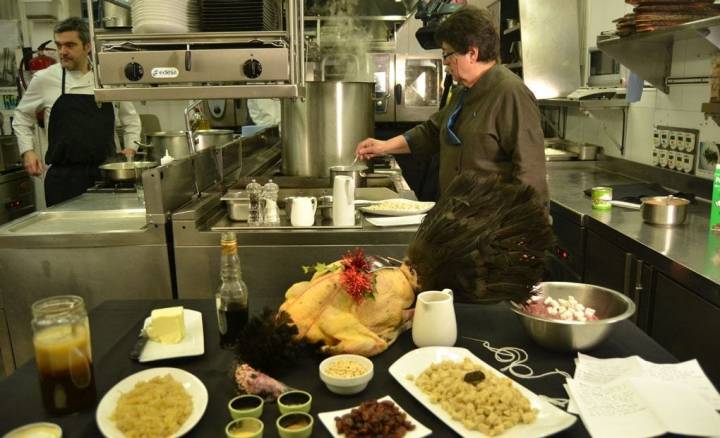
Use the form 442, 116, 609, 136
389, 347, 576, 437
96, 367, 208, 438
140, 309, 204, 363
365, 214, 426, 227
317, 395, 432, 438
359, 198, 435, 216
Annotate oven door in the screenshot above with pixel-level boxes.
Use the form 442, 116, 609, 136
395, 55, 442, 122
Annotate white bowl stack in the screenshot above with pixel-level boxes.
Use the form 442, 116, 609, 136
132, 0, 199, 34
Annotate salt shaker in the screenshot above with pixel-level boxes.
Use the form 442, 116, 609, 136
246, 179, 262, 226
262, 179, 280, 225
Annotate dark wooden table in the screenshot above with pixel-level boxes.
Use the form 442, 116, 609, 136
0, 299, 678, 437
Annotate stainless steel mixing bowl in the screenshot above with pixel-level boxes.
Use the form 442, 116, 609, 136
510, 282, 636, 352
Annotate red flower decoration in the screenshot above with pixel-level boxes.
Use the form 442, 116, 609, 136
340, 249, 375, 303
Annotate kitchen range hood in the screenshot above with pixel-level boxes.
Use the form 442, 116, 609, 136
85, 0, 305, 102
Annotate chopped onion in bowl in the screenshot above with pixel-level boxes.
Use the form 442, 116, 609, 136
523, 294, 598, 322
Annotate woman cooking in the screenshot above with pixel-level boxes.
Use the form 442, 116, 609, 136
355, 5, 548, 203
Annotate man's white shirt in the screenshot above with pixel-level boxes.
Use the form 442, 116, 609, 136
13, 63, 141, 156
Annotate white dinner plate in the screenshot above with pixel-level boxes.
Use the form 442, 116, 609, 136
365, 214, 426, 227
139, 309, 204, 363
359, 198, 435, 216
317, 395, 432, 438
389, 347, 577, 437
96, 367, 208, 438
133, 21, 188, 34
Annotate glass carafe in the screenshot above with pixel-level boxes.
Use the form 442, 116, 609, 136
31, 295, 96, 415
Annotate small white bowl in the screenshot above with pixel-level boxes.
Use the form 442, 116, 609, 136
319, 354, 373, 395
2, 422, 62, 438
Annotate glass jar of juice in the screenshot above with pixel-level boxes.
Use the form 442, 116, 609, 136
31, 295, 96, 415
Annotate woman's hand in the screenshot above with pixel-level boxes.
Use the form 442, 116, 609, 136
355, 138, 388, 160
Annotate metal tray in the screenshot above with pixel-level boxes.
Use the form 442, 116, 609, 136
3, 210, 147, 235
211, 212, 362, 230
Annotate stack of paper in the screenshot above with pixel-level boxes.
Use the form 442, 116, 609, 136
565, 354, 720, 438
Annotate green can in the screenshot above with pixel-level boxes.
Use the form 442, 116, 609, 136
591, 186, 613, 210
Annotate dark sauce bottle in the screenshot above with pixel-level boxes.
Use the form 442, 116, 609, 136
216, 232, 249, 350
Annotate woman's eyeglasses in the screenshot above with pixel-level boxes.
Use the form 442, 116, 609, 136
442, 51, 457, 60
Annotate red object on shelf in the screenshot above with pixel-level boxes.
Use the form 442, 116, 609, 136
19, 41, 57, 126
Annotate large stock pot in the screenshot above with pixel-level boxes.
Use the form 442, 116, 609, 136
281, 81, 374, 177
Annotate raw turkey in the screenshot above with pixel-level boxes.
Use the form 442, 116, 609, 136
279, 264, 416, 357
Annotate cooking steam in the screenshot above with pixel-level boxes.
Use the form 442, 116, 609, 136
308, 0, 375, 82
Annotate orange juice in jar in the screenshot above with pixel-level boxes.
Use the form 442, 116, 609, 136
31, 295, 96, 415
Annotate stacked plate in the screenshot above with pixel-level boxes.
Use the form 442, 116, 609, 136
618, 0, 719, 35
132, 0, 200, 34
613, 13, 636, 36
200, 0, 281, 32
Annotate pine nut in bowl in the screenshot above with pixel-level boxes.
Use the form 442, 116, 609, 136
319, 354, 373, 395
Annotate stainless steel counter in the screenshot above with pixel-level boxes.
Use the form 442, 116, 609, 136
171, 188, 419, 300
0, 193, 174, 371
546, 161, 720, 305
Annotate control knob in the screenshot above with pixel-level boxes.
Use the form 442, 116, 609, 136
124, 62, 144, 81
243, 59, 262, 79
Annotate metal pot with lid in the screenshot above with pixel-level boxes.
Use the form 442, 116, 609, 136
610, 195, 690, 226
194, 129, 234, 151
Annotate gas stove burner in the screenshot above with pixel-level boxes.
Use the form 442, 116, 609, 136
87, 181, 137, 193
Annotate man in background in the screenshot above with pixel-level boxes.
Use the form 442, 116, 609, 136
13, 17, 141, 206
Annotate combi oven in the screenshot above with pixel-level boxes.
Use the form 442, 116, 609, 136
371, 52, 443, 123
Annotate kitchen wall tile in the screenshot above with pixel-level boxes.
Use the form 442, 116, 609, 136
550, 0, 718, 168
653, 109, 671, 126
565, 111, 586, 142
682, 84, 711, 113
665, 110, 703, 129
626, 106, 654, 155
631, 89, 657, 109
683, 40, 715, 77
656, 86, 684, 111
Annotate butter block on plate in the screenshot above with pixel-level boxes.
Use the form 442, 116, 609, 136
146, 306, 186, 344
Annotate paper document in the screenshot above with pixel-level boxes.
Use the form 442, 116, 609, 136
567, 377, 720, 438
574, 354, 720, 409
565, 354, 720, 438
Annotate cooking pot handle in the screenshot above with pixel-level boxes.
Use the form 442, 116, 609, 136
609, 200, 641, 209
133, 140, 151, 149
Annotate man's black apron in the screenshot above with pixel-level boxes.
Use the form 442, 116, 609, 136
44, 68, 115, 206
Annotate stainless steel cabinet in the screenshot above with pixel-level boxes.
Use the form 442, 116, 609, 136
650, 273, 720, 387
548, 210, 585, 282
583, 228, 720, 384
584, 230, 645, 326
174, 244, 409, 303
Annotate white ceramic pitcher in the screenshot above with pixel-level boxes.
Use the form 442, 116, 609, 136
290, 196, 317, 227
412, 288, 457, 347
332, 175, 355, 226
